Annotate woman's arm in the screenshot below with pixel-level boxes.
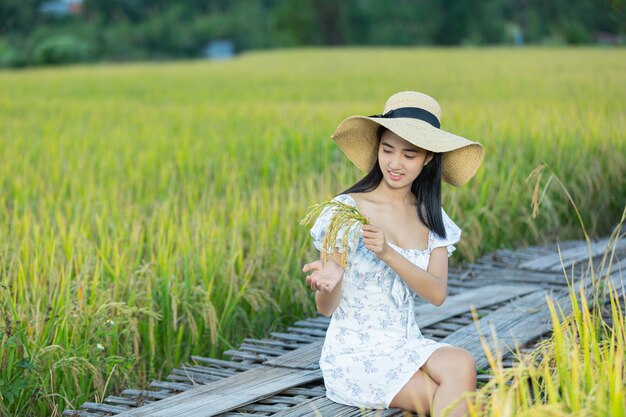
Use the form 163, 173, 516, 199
362, 224, 448, 306
303, 251, 345, 317
382, 246, 448, 306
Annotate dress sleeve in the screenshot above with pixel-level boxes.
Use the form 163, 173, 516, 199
310, 194, 361, 255
429, 207, 462, 257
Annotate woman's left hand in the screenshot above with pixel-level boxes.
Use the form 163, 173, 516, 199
362, 224, 392, 261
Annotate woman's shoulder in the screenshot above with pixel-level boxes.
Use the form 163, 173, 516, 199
334, 193, 358, 206
341, 192, 379, 214
344, 191, 377, 206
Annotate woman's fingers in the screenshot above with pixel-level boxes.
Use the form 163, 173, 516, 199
362, 224, 381, 233
307, 272, 325, 291
305, 259, 345, 292
365, 244, 381, 253
362, 229, 383, 239
307, 274, 318, 290
306, 271, 336, 292
363, 237, 382, 246
362, 224, 386, 254
302, 260, 323, 273
304, 261, 324, 290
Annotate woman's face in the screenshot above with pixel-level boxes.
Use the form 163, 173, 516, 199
377, 129, 433, 188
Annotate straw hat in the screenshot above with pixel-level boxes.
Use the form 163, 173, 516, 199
331, 91, 484, 186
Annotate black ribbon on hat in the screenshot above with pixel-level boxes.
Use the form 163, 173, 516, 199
368, 107, 440, 129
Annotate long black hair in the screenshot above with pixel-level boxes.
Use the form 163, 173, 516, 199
340, 125, 447, 239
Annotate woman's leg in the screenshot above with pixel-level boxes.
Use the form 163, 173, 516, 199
389, 369, 440, 416
420, 346, 477, 417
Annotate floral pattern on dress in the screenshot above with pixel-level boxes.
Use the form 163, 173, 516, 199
311, 193, 462, 409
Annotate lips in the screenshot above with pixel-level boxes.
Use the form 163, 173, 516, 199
388, 170, 404, 181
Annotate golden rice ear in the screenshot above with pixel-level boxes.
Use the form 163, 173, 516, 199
300, 198, 369, 269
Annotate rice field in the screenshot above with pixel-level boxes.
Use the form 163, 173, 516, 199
465, 209, 625, 417
0, 47, 624, 416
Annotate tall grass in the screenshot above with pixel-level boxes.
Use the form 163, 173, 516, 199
452, 168, 626, 417
0, 47, 624, 415
462, 265, 625, 417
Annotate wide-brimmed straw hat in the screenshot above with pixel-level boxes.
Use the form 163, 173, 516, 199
331, 91, 484, 186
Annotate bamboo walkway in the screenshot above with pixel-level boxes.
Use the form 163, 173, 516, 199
64, 227, 625, 417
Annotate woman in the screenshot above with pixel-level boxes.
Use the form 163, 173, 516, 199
302, 91, 484, 417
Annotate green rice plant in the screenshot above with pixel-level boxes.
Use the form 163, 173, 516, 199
461, 239, 625, 417
300, 198, 369, 268
455, 166, 626, 417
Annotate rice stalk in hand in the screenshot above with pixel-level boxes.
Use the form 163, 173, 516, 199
301, 198, 369, 268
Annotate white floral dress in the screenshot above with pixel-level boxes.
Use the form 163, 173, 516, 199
310, 193, 462, 409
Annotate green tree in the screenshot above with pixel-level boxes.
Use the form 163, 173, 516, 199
0, 0, 47, 36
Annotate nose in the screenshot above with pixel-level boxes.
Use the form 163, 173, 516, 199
389, 153, 402, 169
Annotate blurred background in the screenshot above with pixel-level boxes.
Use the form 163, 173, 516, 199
0, 0, 625, 68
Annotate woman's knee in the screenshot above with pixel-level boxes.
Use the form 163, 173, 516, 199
446, 349, 477, 389
458, 349, 476, 372
424, 347, 477, 385
389, 369, 439, 414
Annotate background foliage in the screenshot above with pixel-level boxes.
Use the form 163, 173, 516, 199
0, 0, 624, 68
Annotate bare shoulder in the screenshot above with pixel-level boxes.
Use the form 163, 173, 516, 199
346, 193, 385, 225
347, 192, 376, 206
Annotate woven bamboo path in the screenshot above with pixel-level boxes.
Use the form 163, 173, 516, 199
64, 227, 625, 417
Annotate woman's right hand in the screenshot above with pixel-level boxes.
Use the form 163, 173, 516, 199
303, 258, 344, 293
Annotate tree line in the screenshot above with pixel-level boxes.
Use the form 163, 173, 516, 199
0, 0, 623, 68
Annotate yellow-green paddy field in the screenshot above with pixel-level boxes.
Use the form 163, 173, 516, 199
0, 47, 624, 416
